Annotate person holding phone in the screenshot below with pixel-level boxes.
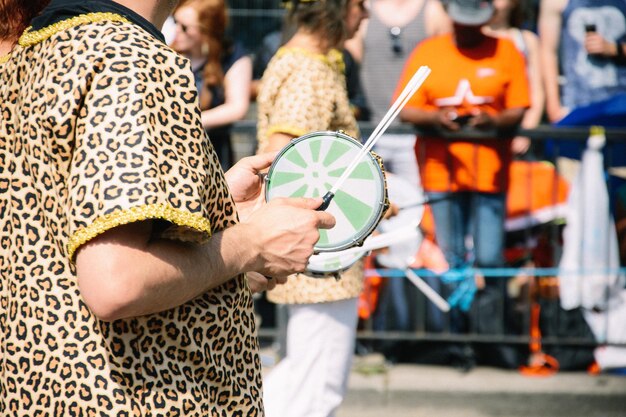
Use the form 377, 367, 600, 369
539, 0, 626, 122
394, 0, 530, 368
584, 21, 626, 61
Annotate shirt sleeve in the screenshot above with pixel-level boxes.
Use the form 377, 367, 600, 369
67, 28, 214, 259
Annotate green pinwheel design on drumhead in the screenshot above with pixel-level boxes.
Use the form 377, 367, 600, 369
266, 132, 385, 251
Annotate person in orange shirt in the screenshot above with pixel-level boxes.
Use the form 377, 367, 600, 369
395, 0, 529, 350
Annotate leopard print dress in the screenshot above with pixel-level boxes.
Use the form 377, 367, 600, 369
0, 13, 261, 416
256, 47, 365, 305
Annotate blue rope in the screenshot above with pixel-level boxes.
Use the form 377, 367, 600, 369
366, 266, 626, 312
365, 267, 626, 278
446, 275, 477, 312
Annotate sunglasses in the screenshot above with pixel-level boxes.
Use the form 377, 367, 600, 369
172, 17, 203, 34
389, 26, 403, 55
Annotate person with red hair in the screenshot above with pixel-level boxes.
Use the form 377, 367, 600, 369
0, 0, 50, 54
170, 0, 252, 170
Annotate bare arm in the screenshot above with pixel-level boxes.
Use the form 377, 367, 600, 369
400, 106, 525, 132
487, 107, 526, 130
264, 132, 297, 153
538, 0, 567, 122
76, 153, 335, 321
76, 220, 253, 321
521, 31, 545, 130
76, 197, 334, 321
512, 31, 545, 155
399, 107, 462, 131
200, 55, 252, 129
424, 0, 452, 36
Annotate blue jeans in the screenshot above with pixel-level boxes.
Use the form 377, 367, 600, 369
427, 191, 506, 269
426, 191, 506, 335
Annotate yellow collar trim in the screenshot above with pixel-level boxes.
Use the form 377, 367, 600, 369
0, 53, 10, 64
19, 12, 130, 47
67, 203, 212, 261
266, 124, 308, 139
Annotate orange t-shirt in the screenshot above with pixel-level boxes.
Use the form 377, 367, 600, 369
395, 34, 530, 193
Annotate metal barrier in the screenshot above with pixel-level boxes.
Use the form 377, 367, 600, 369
232, 119, 626, 368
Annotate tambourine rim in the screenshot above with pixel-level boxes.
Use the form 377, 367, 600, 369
265, 130, 387, 252
306, 248, 367, 276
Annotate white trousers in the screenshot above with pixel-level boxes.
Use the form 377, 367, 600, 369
263, 298, 359, 417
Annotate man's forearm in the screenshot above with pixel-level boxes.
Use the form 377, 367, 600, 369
399, 107, 438, 127
493, 107, 526, 130
76, 221, 257, 321
76, 197, 333, 321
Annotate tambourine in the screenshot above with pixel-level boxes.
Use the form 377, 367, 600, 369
265, 131, 389, 255
263, 66, 432, 278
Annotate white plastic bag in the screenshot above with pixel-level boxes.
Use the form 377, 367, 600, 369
558, 128, 625, 311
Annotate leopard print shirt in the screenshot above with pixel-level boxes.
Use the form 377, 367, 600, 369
256, 47, 364, 305
0, 15, 261, 416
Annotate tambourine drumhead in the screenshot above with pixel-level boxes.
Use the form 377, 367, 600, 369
265, 131, 387, 252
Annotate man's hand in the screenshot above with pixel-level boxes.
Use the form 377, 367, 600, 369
467, 110, 495, 129
240, 197, 336, 279
246, 271, 288, 293
224, 152, 277, 221
511, 136, 531, 155
437, 109, 462, 131
546, 102, 569, 123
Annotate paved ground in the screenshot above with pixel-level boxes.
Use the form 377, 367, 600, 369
337, 355, 626, 417
261, 350, 626, 417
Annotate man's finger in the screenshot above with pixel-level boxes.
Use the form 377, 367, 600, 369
268, 197, 336, 228
273, 275, 289, 285
315, 212, 336, 230
243, 152, 278, 171
272, 196, 325, 210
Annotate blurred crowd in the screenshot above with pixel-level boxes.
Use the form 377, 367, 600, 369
162, 0, 626, 375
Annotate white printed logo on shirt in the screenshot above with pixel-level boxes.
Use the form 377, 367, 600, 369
435, 79, 494, 107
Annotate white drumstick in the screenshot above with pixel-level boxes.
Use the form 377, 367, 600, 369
317, 66, 432, 210
405, 268, 451, 313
